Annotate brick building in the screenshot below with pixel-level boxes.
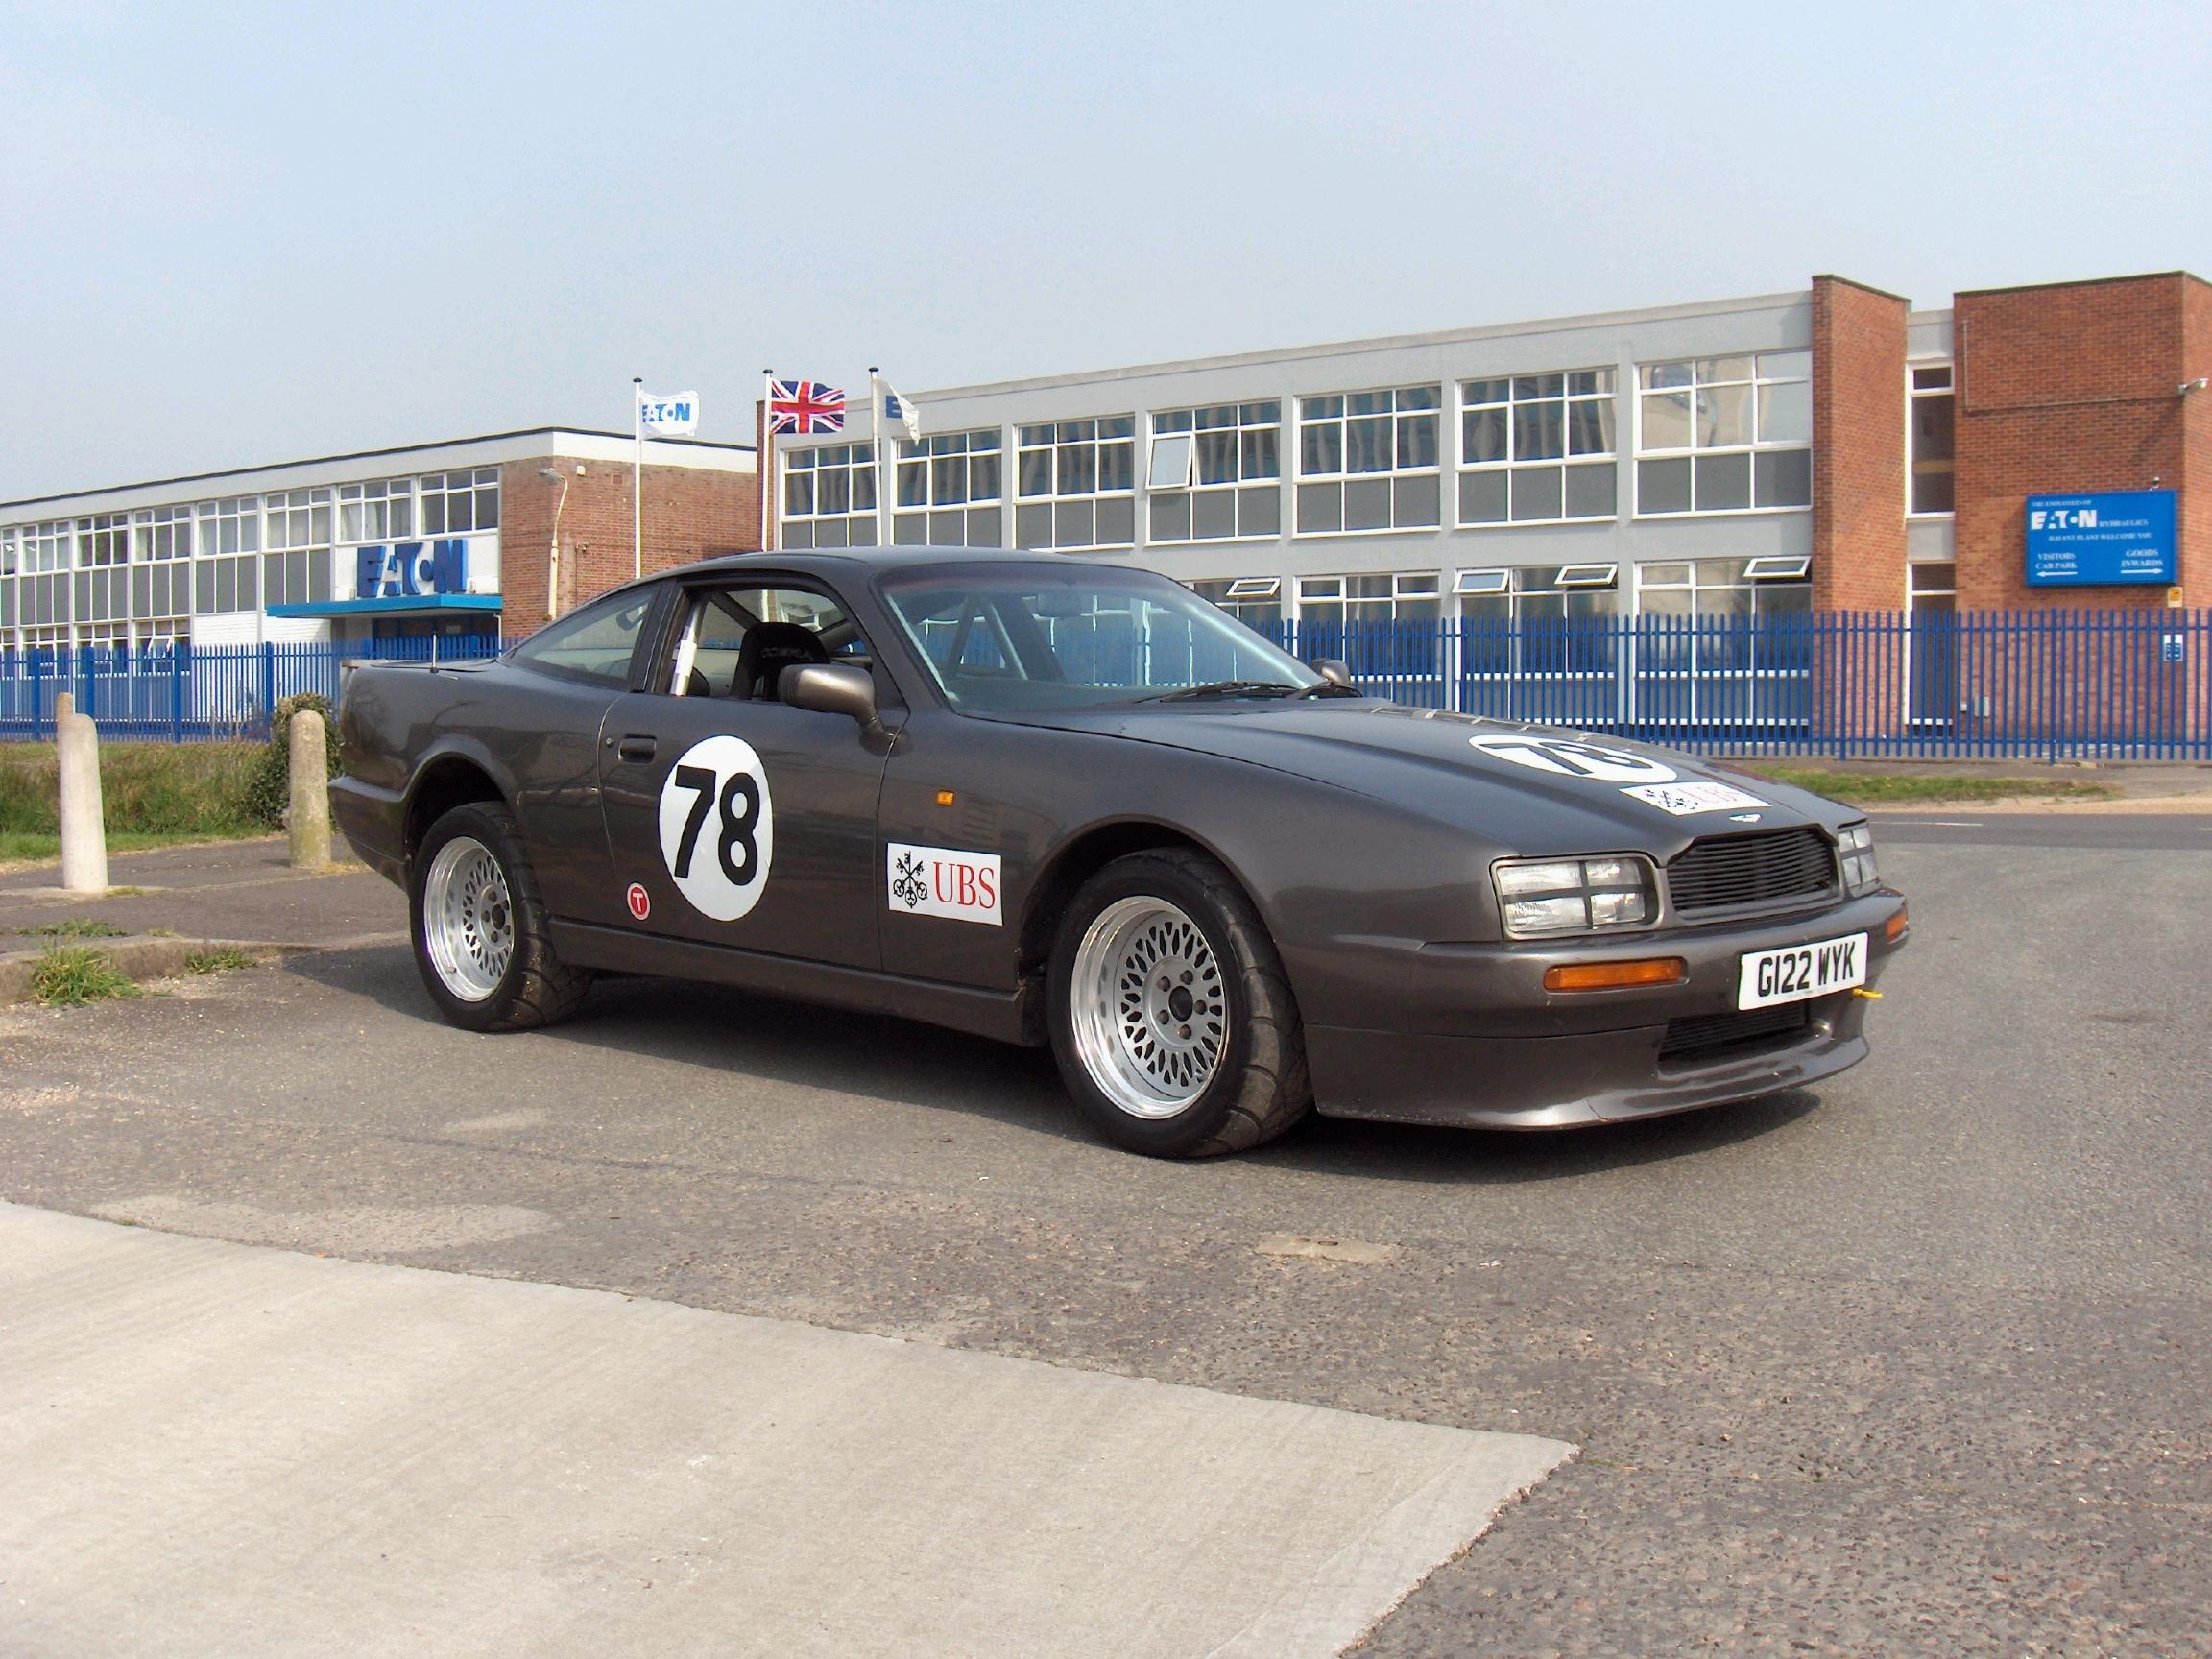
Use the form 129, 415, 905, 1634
0, 429, 757, 654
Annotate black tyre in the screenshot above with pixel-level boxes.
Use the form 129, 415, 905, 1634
1047, 849, 1312, 1158
408, 802, 591, 1032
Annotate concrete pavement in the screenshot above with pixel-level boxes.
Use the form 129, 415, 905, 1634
0, 1203, 1572, 1659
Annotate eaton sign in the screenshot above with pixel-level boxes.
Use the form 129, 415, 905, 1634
2025, 490, 2177, 587
356, 539, 470, 599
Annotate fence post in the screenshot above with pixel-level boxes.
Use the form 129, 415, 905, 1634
29, 651, 44, 743
170, 645, 185, 742
260, 641, 276, 735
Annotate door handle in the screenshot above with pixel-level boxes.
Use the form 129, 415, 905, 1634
616, 735, 658, 763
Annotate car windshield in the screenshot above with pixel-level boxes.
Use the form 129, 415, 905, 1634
878, 565, 1321, 712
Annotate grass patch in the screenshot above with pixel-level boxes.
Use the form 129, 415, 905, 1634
1740, 766, 2119, 806
20, 919, 130, 938
29, 946, 142, 1007
0, 743, 271, 843
183, 946, 257, 974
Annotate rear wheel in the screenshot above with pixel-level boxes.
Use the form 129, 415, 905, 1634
1048, 850, 1311, 1157
409, 802, 591, 1032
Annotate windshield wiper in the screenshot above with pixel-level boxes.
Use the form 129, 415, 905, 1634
1288, 680, 1363, 698
1134, 680, 1302, 704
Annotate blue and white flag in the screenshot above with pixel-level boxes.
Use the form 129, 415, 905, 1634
638, 389, 700, 438
871, 370, 921, 444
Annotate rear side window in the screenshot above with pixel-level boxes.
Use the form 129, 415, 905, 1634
510, 591, 655, 685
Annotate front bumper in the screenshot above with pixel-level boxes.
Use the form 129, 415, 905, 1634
1306, 889, 1906, 1130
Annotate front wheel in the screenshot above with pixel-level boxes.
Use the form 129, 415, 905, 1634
409, 802, 591, 1032
1047, 850, 1312, 1158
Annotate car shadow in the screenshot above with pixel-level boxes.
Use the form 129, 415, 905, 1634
282, 950, 1830, 1178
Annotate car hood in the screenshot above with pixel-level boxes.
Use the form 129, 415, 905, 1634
999, 700, 1851, 854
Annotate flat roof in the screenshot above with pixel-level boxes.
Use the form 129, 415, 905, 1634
1, 425, 756, 519
902, 285, 1827, 404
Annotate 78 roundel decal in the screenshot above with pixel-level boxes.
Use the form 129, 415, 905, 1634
656, 735, 775, 922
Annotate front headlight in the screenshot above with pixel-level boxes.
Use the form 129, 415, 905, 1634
1836, 822, 1880, 896
1494, 854, 1659, 939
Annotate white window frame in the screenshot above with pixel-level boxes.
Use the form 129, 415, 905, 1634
132, 504, 194, 562
338, 479, 416, 544
1456, 371, 1619, 526
891, 428, 1002, 547
781, 442, 879, 547
1744, 555, 1812, 582
420, 468, 500, 537
1014, 417, 1137, 551
1908, 361, 1957, 518
1292, 387, 1443, 537
1634, 351, 1813, 517
1147, 401, 1284, 545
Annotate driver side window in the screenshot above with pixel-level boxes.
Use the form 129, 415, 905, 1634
665, 585, 873, 703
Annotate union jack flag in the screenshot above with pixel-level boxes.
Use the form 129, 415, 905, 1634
768, 378, 846, 435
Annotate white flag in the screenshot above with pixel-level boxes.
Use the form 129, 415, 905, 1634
872, 371, 921, 444
637, 388, 700, 438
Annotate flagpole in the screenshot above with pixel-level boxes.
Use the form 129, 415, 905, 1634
631, 375, 643, 582
759, 369, 776, 553
869, 365, 891, 549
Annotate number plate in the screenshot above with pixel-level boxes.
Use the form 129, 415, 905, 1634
1737, 932, 1867, 1010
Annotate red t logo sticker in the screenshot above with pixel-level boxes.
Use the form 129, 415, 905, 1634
626, 883, 651, 921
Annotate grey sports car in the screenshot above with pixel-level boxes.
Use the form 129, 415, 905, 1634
333, 548, 1907, 1158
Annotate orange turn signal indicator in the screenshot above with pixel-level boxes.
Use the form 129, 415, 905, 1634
1544, 957, 1688, 993
1885, 904, 1909, 943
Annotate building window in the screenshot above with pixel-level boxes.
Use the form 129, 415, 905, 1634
1189, 576, 1282, 630
781, 442, 878, 549
339, 480, 414, 542
1910, 364, 1955, 515
1636, 351, 1812, 515
22, 521, 71, 573
1635, 557, 1812, 620
1295, 571, 1440, 623
1295, 388, 1441, 534
79, 513, 130, 568
1458, 565, 1622, 677
1016, 417, 1136, 550
1458, 373, 1617, 524
133, 504, 193, 562
1149, 402, 1282, 542
420, 468, 499, 535
264, 489, 332, 551
194, 498, 261, 615
892, 429, 1002, 547
263, 493, 334, 610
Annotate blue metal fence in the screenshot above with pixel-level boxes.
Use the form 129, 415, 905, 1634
3, 611, 2206, 759
0, 635, 501, 742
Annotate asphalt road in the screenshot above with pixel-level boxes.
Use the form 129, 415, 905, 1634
2, 829, 2207, 1655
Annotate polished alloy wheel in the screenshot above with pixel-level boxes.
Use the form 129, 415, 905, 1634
421, 835, 516, 1002
1070, 896, 1228, 1118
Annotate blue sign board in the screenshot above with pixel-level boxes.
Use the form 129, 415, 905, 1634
2025, 490, 2176, 587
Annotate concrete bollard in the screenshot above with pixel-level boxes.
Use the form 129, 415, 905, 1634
288, 709, 333, 871
56, 696, 110, 894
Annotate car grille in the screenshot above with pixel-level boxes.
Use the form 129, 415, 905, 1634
1666, 828, 1838, 919
1657, 1003, 1813, 1067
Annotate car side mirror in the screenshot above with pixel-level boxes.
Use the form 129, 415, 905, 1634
781, 661, 885, 736
1311, 659, 1354, 689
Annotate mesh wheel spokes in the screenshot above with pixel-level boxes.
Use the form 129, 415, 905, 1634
1072, 897, 1229, 1119
422, 836, 517, 1002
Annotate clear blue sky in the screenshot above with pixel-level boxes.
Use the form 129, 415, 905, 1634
3, 0, 2205, 500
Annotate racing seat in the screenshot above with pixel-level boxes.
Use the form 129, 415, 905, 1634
733, 621, 829, 701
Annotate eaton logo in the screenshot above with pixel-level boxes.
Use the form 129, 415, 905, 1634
2028, 505, 2099, 532
356, 540, 469, 600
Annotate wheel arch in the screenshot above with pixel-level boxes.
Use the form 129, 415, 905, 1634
1017, 818, 1272, 981
403, 751, 513, 859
